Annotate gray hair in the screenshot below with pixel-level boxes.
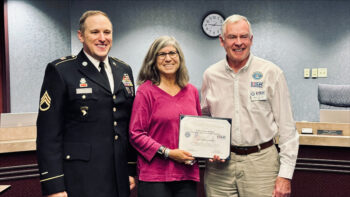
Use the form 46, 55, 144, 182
221, 14, 253, 40
137, 36, 189, 88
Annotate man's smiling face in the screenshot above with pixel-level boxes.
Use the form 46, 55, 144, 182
78, 14, 113, 61
220, 19, 253, 69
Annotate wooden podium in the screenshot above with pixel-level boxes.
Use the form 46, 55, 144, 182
292, 121, 350, 197
0, 114, 41, 197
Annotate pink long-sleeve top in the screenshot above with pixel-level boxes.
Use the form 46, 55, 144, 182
129, 80, 201, 182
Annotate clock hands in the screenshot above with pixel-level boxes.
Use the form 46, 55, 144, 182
207, 22, 221, 27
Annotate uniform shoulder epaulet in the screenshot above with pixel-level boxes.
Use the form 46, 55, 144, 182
110, 57, 130, 68
51, 55, 77, 66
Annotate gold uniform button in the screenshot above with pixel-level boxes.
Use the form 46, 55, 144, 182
114, 135, 119, 140
114, 121, 117, 126
82, 95, 86, 99
113, 95, 116, 99
113, 107, 117, 112
66, 155, 71, 159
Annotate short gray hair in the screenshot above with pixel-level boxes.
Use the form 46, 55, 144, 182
221, 14, 253, 40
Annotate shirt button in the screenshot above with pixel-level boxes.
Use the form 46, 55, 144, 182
114, 135, 119, 140
82, 95, 86, 99
113, 95, 116, 99
113, 107, 117, 112
66, 155, 71, 159
114, 121, 117, 126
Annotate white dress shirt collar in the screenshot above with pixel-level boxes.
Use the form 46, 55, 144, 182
83, 50, 114, 93
83, 50, 110, 72
224, 53, 253, 74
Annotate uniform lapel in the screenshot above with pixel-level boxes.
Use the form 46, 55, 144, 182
77, 51, 111, 93
110, 57, 123, 93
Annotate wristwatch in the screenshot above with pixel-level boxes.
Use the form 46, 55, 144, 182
157, 146, 169, 159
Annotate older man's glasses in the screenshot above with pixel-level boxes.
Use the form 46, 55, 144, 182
157, 51, 178, 60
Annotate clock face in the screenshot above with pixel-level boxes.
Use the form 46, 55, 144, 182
202, 12, 225, 38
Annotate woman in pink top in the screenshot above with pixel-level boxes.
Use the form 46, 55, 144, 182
129, 36, 201, 197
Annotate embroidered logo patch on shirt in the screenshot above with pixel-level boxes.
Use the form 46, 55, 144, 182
251, 82, 263, 88
252, 71, 263, 80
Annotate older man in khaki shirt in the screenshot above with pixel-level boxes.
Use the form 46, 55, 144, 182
201, 14, 299, 197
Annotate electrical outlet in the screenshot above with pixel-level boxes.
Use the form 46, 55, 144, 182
312, 68, 318, 78
318, 68, 327, 77
304, 68, 310, 78
301, 128, 313, 134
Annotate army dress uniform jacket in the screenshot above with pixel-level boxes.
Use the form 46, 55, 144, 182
36, 50, 136, 197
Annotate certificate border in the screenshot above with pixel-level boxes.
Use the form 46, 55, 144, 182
178, 115, 232, 159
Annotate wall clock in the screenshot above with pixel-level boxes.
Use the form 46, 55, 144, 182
202, 12, 225, 38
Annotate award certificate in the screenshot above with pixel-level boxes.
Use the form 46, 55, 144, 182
178, 115, 231, 159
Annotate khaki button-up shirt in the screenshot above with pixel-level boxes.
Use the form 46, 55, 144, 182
201, 54, 299, 179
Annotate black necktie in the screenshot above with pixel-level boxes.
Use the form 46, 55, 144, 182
99, 62, 109, 81
99, 62, 110, 89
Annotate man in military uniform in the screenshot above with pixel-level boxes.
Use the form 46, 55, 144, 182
36, 10, 136, 197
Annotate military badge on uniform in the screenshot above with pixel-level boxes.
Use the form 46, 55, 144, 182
122, 74, 133, 87
80, 106, 89, 116
82, 61, 88, 67
125, 86, 134, 96
252, 71, 263, 80
80, 78, 88, 87
76, 88, 92, 94
39, 91, 51, 111
122, 74, 134, 96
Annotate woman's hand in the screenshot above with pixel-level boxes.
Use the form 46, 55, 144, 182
208, 155, 225, 163
168, 149, 195, 164
129, 176, 136, 190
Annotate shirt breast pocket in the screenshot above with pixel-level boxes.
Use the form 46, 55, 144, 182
249, 100, 271, 112
248, 89, 271, 112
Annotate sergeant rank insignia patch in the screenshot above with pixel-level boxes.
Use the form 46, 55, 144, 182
40, 91, 51, 111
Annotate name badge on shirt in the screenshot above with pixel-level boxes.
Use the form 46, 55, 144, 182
250, 90, 267, 101
76, 88, 92, 94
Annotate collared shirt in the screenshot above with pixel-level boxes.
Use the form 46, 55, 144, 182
201, 54, 299, 179
83, 51, 114, 92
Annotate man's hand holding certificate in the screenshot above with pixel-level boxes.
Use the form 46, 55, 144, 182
178, 115, 232, 159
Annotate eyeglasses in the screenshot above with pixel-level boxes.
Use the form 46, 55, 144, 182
157, 51, 178, 60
